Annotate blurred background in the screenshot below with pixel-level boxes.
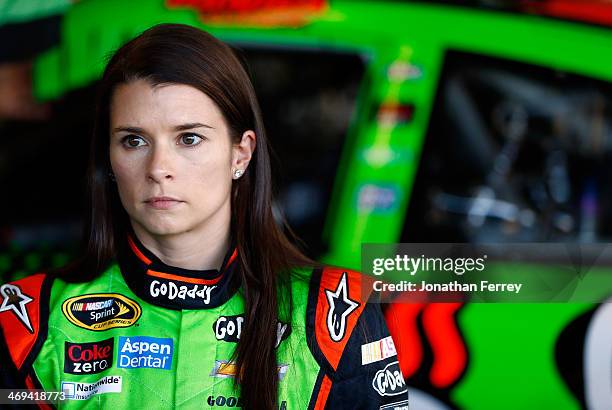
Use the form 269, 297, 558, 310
2, 0, 612, 408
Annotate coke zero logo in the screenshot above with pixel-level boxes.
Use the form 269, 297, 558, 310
64, 338, 114, 375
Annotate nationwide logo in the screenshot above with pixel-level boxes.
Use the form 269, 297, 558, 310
61, 376, 122, 400
62, 294, 141, 331
149, 280, 216, 304
372, 361, 408, 397
0, 283, 34, 333
210, 360, 289, 382
64, 338, 114, 375
118, 336, 173, 370
361, 336, 398, 365
213, 315, 290, 348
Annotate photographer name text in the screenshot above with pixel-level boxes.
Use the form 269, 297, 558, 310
370, 254, 522, 294
373, 280, 522, 294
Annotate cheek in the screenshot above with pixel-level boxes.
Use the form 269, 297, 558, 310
185, 148, 233, 203
110, 152, 144, 201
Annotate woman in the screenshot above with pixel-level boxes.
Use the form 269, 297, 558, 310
0, 24, 407, 409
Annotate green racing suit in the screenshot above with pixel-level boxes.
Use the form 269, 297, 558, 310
0, 234, 409, 409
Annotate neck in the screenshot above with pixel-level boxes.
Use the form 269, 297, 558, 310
130, 218, 231, 272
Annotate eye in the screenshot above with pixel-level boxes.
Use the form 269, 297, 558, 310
121, 135, 147, 148
179, 133, 203, 146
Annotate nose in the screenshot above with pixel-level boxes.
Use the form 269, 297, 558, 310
146, 145, 174, 183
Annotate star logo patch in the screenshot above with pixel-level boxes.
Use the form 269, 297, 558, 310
0, 284, 34, 334
325, 272, 359, 342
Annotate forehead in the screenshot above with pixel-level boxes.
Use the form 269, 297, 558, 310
109, 79, 226, 130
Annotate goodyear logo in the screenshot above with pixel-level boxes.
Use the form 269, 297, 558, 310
62, 294, 141, 331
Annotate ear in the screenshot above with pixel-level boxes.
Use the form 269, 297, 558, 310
231, 130, 256, 176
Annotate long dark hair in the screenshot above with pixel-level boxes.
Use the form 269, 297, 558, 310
59, 23, 314, 409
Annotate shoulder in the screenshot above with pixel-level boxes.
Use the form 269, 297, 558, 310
303, 265, 378, 370
0, 263, 124, 372
0, 272, 54, 371
290, 265, 374, 300
302, 266, 408, 406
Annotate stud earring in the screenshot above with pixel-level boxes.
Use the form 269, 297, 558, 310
108, 171, 116, 182
233, 169, 243, 179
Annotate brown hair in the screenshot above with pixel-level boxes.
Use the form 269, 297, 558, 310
60, 23, 313, 409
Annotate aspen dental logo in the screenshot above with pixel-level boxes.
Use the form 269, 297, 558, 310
61, 376, 122, 400
118, 336, 173, 370
62, 294, 141, 331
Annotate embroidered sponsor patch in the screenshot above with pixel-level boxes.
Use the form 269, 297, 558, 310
149, 280, 217, 304
62, 294, 141, 331
380, 399, 409, 410
372, 361, 408, 397
61, 376, 122, 400
118, 336, 173, 370
206, 395, 287, 409
325, 272, 360, 342
213, 315, 290, 348
207, 395, 243, 407
0, 283, 34, 333
64, 338, 114, 375
210, 360, 288, 381
362, 336, 398, 365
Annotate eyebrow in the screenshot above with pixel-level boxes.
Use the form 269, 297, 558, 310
112, 122, 214, 134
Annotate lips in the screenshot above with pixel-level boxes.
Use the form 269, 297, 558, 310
145, 196, 184, 210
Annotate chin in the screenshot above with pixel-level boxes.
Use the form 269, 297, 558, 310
135, 215, 190, 237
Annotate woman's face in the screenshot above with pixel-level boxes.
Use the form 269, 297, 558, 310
109, 79, 254, 238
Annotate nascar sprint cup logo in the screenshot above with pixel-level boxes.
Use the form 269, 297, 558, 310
62, 294, 141, 331
372, 361, 408, 397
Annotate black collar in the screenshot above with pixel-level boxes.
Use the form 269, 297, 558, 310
116, 233, 240, 310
